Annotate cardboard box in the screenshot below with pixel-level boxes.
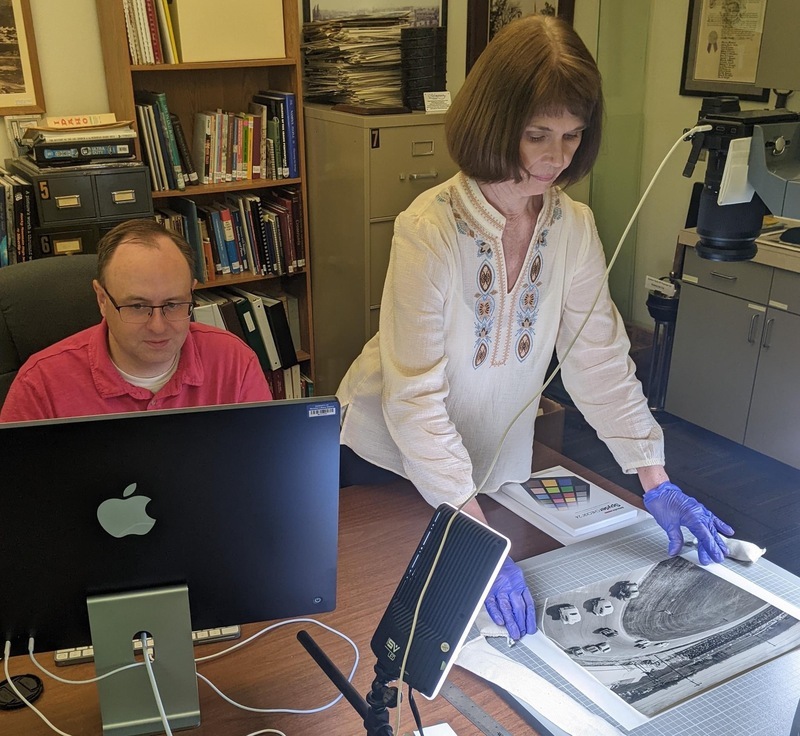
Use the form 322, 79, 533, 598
169, 0, 285, 63
534, 397, 565, 453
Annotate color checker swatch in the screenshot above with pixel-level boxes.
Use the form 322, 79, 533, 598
523, 476, 590, 510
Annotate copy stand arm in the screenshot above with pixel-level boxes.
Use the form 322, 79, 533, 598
297, 630, 395, 736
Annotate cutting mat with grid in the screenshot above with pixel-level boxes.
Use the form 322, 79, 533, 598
485, 519, 800, 736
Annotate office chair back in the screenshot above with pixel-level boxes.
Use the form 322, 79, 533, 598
0, 255, 100, 408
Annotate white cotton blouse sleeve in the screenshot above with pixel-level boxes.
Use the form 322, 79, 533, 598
555, 202, 665, 473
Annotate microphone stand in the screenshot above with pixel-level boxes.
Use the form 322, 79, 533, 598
297, 629, 396, 736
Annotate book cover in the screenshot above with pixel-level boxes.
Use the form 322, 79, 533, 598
192, 111, 212, 185
498, 465, 638, 536
214, 203, 242, 273
260, 90, 298, 178
135, 90, 185, 190
170, 197, 205, 281
170, 113, 198, 184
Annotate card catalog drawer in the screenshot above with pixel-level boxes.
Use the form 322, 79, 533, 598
96, 170, 151, 218
36, 174, 96, 223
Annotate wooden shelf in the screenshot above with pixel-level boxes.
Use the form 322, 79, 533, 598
130, 58, 298, 72
153, 178, 302, 200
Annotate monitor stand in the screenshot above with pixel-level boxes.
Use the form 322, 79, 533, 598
87, 584, 200, 735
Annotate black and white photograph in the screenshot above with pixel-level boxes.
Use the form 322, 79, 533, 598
0, 0, 43, 115
303, 1, 446, 26
540, 556, 800, 717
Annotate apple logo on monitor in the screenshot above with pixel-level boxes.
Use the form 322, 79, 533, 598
97, 482, 156, 538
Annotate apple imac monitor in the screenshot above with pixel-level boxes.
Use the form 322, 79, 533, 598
0, 397, 340, 734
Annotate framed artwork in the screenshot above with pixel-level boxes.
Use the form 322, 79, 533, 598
302, 1, 447, 27
0, 0, 45, 116
680, 0, 769, 102
466, 0, 575, 74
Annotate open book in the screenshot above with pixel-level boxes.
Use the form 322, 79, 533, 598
496, 465, 638, 537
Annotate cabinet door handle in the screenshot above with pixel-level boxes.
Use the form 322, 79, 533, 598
710, 271, 737, 281
747, 313, 761, 343
762, 318, 775, 349
409, 171, 439, 181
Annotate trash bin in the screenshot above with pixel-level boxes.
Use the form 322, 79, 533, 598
646, 277, 680, 412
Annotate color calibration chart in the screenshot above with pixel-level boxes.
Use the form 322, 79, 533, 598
524, 476, 590, 509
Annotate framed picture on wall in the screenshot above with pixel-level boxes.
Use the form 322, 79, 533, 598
680, 0, 769, 102
0, 0, 45, 116
466, 0, 575, 74
302, 1, 447, 27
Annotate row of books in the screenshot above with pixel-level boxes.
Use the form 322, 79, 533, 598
123, 0, 178, 65
0, 167, 34, 268
135, 89, 299, 193
155, 187, 305, 282
192, 286, 313, 400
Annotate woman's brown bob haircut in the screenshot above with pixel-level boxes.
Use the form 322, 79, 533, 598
96, 218, 196, 285
446, 14, 603, 186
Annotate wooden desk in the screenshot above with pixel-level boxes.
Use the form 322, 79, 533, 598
2, 445, 643, 735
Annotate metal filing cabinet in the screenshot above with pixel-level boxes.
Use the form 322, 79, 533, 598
304, 103, 458, 394
7, 159, 153, 258
665, 246, 800, 468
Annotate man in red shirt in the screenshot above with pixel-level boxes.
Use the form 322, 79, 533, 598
0, 219, 271, 422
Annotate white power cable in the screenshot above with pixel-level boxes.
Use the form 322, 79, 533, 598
140, 633, 173, 736
196, 618, 359, 715
392, 123, 713, 735
4, 640, 72, 736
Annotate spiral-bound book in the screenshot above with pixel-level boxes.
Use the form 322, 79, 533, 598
496, 465, 638, 536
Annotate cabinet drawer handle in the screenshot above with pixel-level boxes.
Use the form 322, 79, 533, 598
409, 171, 439, 181
55, 194, 81, 209
762, 317, 775, 349
709, 271, 737, 281
747, 313, 761, 344
111, 189, 137, 204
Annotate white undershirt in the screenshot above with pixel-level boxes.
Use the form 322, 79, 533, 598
113, 354, 179, 394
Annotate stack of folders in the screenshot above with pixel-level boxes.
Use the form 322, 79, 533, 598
154, 187, 305, 283
302, 15, 408, 107
20, 122, 137, 166
192, 286, 312, 400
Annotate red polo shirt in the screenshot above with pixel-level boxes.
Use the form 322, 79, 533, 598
0, 321, 272, 422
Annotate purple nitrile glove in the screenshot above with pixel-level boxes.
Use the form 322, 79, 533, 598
484, 556, 537, 640
643, 481, 734, 565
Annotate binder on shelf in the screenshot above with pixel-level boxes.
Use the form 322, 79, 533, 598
218, 289, 272, 374
227, 287, 282, 371
261, 294, 298, 368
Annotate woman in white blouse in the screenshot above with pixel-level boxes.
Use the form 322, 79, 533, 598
337, 14, 733, 640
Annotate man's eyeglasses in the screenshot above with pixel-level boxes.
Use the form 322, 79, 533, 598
103, 287, 194, 324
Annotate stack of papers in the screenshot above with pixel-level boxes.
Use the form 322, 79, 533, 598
302, 14, 409, 107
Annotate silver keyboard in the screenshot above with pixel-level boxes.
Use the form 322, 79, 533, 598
53, 625, 241, 666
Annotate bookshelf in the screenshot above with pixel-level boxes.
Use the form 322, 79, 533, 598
95, 0, 313, 369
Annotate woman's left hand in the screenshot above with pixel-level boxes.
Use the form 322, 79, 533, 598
484, 556, 537, 639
